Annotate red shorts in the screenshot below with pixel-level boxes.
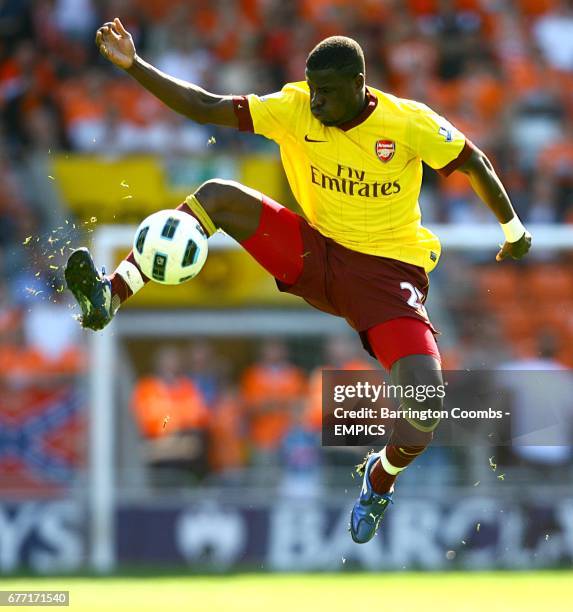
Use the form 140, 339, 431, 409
241, 196, 440, 366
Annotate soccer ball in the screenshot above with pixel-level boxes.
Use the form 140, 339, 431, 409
132, 209, 209, 284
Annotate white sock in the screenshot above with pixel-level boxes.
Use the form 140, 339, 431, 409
116, 260, 146, 294
379, 447, 406, 476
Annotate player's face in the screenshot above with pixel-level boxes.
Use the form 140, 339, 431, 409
305, 68, 365, 126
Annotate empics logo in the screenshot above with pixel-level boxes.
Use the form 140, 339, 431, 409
375, 139, 395, 163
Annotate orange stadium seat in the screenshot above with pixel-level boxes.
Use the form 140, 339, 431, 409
407, 0, 437, 15
495, 308, 533, 343
516, 0, 557, 17
532, 302, 571, 335
476, 265, 521, 305
556, 347, 573, 367
526, 265, 573, 301
461, 72, 506, 121
407, 0, 482, 16
133, 0, 187, 19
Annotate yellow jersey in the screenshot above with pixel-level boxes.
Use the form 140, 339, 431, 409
234, 82, 472, 272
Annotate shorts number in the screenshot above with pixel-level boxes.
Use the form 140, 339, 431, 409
400, 281, 427, 315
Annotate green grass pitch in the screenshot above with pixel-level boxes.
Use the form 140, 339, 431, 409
3, 572, 572, 612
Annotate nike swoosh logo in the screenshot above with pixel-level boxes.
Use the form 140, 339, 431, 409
304, 135, 328, 143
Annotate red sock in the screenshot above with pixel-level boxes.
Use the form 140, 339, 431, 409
109, 202, 202, 306
369, 445, 429, 494
369, 422, 433, 494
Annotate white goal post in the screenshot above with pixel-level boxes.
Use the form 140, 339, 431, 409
88, 223, 573, 572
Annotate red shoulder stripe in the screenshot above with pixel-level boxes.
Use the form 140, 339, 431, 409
437, 139, 476, 177
232, 96, 254, 132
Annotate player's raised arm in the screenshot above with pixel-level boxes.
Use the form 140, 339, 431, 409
95, 17, 238, 128
457, 146, 532, 262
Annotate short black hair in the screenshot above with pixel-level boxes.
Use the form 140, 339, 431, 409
306, 36, 365, 76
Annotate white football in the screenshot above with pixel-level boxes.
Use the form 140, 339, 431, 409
132, 209, 209, 285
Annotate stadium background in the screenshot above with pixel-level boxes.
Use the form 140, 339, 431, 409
1, 0, 573, 609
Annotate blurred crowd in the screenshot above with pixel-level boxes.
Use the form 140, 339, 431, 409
129, 336, 372, 491
2, 0, 573, 493
127, 335, 573, 491
2, 306, 571, 494
2, 0, 573, 247
2, 0, 573, 284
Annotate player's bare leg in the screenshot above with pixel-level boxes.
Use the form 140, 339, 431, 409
350, 352, 443, 543
65, 179, 283, 330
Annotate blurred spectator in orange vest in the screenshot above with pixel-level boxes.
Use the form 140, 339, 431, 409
131, 344, 209, 485
184, 340, 245, 479
207, 382, 247, 480
132, 344, 209, 438
240, 339, 306, 462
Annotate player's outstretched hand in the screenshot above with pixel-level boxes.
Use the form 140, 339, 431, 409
496, 231, 532, 262
95, 17, 135, 70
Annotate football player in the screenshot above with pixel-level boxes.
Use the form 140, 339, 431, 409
66, 18, 531, 543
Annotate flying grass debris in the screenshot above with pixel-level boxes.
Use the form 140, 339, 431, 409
488, 456, 497, 471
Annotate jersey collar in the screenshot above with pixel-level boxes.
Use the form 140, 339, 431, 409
337, 88, 378, 132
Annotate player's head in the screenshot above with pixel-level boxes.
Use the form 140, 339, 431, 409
305, 36, 366, 126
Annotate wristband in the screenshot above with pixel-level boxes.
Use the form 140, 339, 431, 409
500, 216, 526, 243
